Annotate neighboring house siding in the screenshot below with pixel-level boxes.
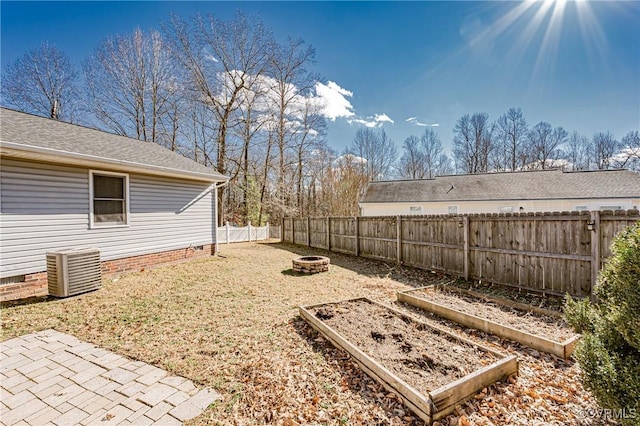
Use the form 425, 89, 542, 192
1, 158, 215, 278
361, 198, 640, 217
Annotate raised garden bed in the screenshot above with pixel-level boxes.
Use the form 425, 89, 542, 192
448, 280, 566, 312
299, 298, 518, 424
398, 286, 579, 359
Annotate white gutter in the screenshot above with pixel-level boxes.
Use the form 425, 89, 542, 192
0, 141, 228, 183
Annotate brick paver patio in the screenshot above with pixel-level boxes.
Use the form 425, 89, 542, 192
0, 330, 221, 425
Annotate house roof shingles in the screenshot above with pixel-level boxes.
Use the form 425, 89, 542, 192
360, 169, 640, 203
0, 108, 227, 182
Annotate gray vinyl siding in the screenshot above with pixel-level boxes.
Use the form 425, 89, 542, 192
0, 158, 215, 278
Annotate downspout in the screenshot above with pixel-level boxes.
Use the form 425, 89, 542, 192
214, 179, 231, 255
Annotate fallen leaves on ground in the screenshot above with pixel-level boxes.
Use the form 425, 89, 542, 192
0, 242, 614, 425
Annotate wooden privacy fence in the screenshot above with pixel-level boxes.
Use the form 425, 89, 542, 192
281, 210, 639, 298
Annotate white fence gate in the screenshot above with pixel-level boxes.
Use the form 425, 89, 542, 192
217, 222, 270, 244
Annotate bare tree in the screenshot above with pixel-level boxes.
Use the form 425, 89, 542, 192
564, 131, 590, 170
435, 153, 455, 176
256, 121, 277, 226
528, 122, 566, 169
452, 112, 493, 173
564, 130, 591, 170
166, 12, 274, 223
591, 131, 620, 170
399, 135, 425, 179
421, 128, 452, 178
318, 153, 369, 216
292, 97, 327, 216
2, 42, 78, 121
267, 37, 317, 219
495, 107, 528, 171
618, 130, 640, 171
233, 85, 271, 224
84, 29, 179, 143
349, 128, 397, 181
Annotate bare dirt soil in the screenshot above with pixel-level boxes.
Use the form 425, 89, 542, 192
310, 299, 500, 395
0, 242, 611, 425
447, 280, 566, 312
409, 287, 574, 342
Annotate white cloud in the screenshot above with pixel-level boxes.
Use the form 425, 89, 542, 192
347, 113, 394, 128
374, 113, 394, 125
347, 118, 374, 127
406, 116, 439, 127
335, 153, 367, 167
201, 46, 219, 63
327, 81, 353, 97
314, 81, 355, 121
210, 71, 393, 133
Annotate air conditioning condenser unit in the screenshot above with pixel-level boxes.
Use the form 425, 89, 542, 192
46, 248, 102, 297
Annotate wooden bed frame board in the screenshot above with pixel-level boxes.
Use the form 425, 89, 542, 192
398, 286, 580, 359
299, 297, 518, 423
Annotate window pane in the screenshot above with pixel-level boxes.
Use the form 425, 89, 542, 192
94, 200, 125, 224
94, 175, 124, 199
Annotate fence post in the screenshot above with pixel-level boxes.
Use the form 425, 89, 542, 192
326, 217, 331, 251
463, 216, 470, 280
292, 218, 295, 245
307, 217, 311, 247
281, 217, 285, 241
355, 216, 360, 257
396, 215, 402, 264
590, 211, 601, 302
248, 221, 252, 242
226, 221, 230, 245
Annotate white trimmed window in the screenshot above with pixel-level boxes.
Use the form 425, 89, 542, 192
448, 206, 458, 214
90, 171, 129, 227
409, 206, 422, 214
498, 206, 513, 213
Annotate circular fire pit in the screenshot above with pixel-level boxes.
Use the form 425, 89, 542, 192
292, 256, 330, 274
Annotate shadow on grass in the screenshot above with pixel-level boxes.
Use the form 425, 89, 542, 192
259, 241, 460, 289
259, 241, 566, 309
290, 314, 423, 425
0, 295, 56, 309
281, 268, 307, 277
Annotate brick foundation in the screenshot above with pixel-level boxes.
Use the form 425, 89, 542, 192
0, 244, 215, 302
0, 272, 49, 302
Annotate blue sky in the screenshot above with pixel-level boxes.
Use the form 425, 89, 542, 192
2, 1, 639, 155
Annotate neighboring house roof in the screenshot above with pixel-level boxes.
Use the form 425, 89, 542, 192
0, 108, 228, 183
360, 169, 640, 203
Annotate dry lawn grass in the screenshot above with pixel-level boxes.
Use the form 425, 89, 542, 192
1, 242, 607, 425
